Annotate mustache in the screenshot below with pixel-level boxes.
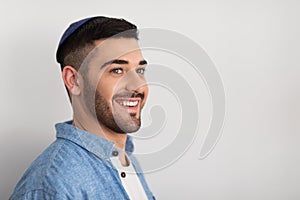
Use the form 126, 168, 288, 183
113, 91, 144, 100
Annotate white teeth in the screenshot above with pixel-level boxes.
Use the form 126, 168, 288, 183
119, 101, 138, 107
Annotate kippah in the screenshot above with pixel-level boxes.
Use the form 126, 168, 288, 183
58, 17, 95, 48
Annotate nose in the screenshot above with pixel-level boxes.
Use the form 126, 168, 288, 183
123, 69, 147, 93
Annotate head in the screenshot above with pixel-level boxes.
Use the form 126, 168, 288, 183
56, 16, 148, 134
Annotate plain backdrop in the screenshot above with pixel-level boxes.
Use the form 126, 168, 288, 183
1, 0, 300, 199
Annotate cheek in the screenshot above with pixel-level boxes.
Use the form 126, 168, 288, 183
143, 85, 149, 101
96, 78, 117, 102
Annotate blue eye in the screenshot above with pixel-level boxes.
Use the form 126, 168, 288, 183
136, 68, 146, 74
110, 68, 123, 74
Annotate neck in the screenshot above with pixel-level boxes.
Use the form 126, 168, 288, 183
72, 114, 127, 151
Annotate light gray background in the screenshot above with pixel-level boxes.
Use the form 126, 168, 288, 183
1, 0, 299, 199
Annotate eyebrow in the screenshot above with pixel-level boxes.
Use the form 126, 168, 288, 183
100, 59, 148, 69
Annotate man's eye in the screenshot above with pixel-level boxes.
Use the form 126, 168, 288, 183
136, 68, 146, 75
110, 68, 123, 74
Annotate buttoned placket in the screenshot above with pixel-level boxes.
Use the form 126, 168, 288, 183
107, 148, 131, 200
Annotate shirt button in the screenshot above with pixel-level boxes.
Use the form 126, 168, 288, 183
120, 172, 126, 178
112, 151, 119, 157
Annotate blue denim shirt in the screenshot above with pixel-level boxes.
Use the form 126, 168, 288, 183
9, 121, 155, 200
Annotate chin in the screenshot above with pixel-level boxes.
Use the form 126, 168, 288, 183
120, 124, 141, 134
118, 121, 141, 134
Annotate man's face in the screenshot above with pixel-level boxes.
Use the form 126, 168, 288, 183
81, 38, 148, 134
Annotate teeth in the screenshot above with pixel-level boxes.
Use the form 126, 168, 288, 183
119, 101, 138, 107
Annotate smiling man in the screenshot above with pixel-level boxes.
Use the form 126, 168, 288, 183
9, 16, 155, 200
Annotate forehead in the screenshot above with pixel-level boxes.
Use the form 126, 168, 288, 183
86, 38, 143, 67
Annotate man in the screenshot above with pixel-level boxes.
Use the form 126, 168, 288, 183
9, 16, 155, 200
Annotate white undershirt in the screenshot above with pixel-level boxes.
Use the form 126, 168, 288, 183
110, 152, 148, 200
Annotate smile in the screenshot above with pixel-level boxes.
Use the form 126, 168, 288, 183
115, 99, 140, 108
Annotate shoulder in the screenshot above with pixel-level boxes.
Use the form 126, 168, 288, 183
10, 138, 108, 198
9, 188, 65, 200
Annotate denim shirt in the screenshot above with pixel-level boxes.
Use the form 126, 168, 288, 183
9, 121, 155, 200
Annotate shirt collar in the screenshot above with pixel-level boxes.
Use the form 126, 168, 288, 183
55, 121, 134, 160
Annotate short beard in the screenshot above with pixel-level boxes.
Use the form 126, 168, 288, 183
83, 79, 142, 134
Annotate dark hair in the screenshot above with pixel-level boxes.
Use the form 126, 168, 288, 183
56, 16, 138, 71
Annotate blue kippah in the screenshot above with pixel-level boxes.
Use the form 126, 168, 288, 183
58, 17, 95, 48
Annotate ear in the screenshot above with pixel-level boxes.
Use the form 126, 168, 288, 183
62, 66, 81, 96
